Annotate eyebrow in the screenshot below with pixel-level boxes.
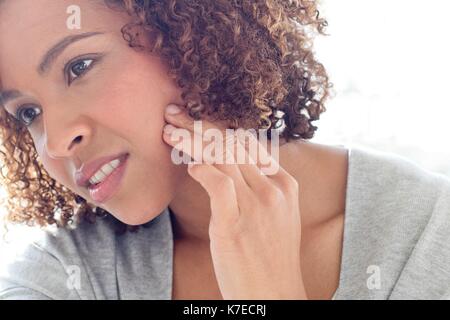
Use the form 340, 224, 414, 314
0, 89, 22, 107
38, 31, 104, 75
0, 31, 105, 106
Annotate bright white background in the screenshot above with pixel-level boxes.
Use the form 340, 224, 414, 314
313, 0, 450, 177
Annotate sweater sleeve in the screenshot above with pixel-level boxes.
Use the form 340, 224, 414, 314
0, 238, 81, 300
0, 287, 53, 300
334, 146, 450, 299
0, 208, 173, 300
388, 171, 450, 299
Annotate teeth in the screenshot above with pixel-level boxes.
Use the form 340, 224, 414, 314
88, 159, 121, 186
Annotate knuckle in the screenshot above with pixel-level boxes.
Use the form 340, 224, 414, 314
217, 174, 235, 190
260, 184, 284, 205
224, 131, 237, 149
180, 117, 193, 129
280, 174, 299, 192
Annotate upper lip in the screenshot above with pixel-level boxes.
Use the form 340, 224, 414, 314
74, 152, 129, 188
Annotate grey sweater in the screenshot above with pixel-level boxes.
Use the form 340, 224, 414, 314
1, 144, 450, 300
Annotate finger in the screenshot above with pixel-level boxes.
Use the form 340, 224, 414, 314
163, 123, 251, 198
164, 104, 261, 180
164, 103, 228, 135
164, 103, 289, 189
235, 128, 299, 193
187, 161, 241, 235
235, 128, 286, 178
230, 130, 274, 192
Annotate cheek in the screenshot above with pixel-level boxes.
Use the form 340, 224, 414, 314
34, 136, 67, 185
94, 52, 184, 155
36, 50, 187, 197
88, 51, 188, 189
39, 152, 75, 191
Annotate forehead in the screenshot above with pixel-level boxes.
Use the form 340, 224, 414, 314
0, 0, 112, 47
0, 0, 128, 88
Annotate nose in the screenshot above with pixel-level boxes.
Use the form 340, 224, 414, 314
44, 112, 93, 160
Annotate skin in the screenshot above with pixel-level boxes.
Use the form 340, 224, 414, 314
0, 0, 348, 299
0, 0, 188, 226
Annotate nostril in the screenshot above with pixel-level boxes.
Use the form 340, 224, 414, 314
69, 135, 83, 150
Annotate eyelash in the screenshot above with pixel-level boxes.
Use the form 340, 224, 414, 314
64, 56, 97, 86
14, 57, 97, 127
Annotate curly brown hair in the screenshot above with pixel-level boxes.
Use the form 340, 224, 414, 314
0, 0, 332, 235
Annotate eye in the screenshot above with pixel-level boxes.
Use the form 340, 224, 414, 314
66, 58, 94, 85
15, 104, 41, 127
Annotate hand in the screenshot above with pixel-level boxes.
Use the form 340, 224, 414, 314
162, 104, 308, 300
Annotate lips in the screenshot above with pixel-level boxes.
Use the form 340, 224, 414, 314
74, 152, 129, 188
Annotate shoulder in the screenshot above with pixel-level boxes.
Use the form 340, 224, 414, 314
338, 144, 450, 299
280, 140, 349, 227
346, 145, 450, 223
0, 214, 117, 299
0, 215, 120, 300
348, 145, 447, 185
0, 208, 174, 300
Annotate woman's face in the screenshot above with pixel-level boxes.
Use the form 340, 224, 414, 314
0, 0, 188, 225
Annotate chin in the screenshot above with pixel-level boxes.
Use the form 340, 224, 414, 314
106, 202, 169, 226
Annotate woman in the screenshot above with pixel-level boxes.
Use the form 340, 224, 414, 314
0, 0, 449, 300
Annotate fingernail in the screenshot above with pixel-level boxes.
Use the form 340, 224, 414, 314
166, 104, 182, 115
164, 124, 176, 134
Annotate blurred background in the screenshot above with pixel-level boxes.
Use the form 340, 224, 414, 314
313, 0, 450, 177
